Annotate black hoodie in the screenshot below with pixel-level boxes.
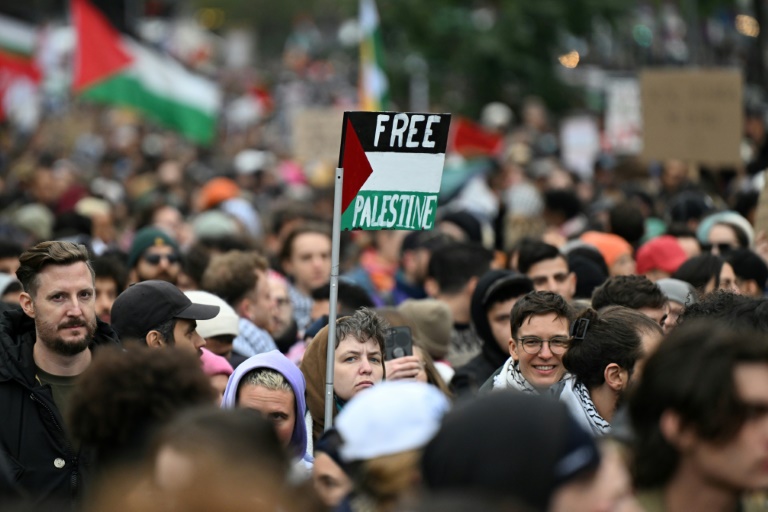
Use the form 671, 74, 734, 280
451, 270, 533, 395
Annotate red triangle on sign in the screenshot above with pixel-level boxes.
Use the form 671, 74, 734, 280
71, 0, 134, 92
341, 118, 374, 213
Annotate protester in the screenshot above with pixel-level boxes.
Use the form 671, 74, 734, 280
397, 298, 454, 383
725, 248, 768, 297
200, 347, 234, 405
110, 280, 219, 354
301, 308, 387, 441
655, 278, 697, 333
126, 226, 182, 285
184, 290, 240, 360
635, 235, 689, 282
481, 291, 574, 394
424, 241, 494, 367
421, 391, 637, 512
672, 253, 740, 297
516, 240, 576, 302
335, 381, 450, 512
67, 347, 215, 479
91, 254, 128, 324
591, 274, 669, 328
201, 250, 279, 358
560, 307, 645, 436
0, 241, 119, 506
580, 231, 636, 277
268, 270, 299, 353
630, 320, 768, 512
313, 429, 353, 510
279, 224, 333, 335
452, 270, 533, 395
221, 350, 313, 471
146, 408, 292, 509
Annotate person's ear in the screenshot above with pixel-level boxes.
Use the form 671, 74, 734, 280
19, 292, 34, 318
659, 409, 696, 450
465, 276, 479, 297
424, 278, 439, 298
509, 337, 519, 360
567, 272, 577, 297
234, 295, 253, 319
604, 363, 628, 392
145, 330, 165, 349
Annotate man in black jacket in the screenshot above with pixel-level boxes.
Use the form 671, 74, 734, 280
451, 270, 533, 395
0, 241, 119, 506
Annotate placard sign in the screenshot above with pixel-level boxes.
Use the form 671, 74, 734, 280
641, 69, 742, 165
338, 111, 451, 230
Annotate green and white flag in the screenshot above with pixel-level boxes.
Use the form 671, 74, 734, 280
339, 112, 451, 231
359, 0, 389, 111
72, 0, 220, 145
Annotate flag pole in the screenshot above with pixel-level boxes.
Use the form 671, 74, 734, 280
324, 166, 344, 431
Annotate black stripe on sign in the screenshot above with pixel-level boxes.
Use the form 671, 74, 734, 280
344, 111, 451, 154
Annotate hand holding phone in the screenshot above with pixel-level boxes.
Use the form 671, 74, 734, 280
384, 326, 413, 360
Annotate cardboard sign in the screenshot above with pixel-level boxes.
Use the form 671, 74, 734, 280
338, 111, 451, 230
641, 69, 743, 165
293, 108, 345, 165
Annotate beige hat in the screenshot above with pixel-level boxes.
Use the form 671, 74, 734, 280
184, 290, 240, 339
397, 299, 453, 360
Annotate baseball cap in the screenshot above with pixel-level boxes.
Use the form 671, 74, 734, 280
636, 236, 688, 276
111, 280, 220, 342
184, 290, 240, 338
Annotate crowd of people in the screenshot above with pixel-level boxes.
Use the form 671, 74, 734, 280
2, 85, 768, 511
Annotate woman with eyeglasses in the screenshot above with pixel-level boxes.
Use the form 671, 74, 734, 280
559, 307, 649, 437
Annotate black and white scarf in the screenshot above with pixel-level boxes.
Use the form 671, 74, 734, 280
559, 377, 611, 436
493, 357, 540, 394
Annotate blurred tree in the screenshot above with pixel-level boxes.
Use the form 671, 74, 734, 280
193, 0, 634, 114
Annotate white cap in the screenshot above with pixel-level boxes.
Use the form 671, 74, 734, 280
183, 290, 240, 338
336, 381, 450, 462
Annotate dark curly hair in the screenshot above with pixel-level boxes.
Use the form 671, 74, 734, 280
680, 291, 768, 333
68, 347, 216, 472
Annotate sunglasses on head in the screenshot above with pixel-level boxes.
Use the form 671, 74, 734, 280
143, 253, 180, 265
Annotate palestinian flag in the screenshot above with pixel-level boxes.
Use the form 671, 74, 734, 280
0, 14, 40, 127
359, 0, 389, 111
71, 0, 220, 145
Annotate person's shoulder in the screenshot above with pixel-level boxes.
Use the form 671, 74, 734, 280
478, 364, 505, 393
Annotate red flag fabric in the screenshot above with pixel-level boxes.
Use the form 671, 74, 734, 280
0, 50, 40, 121
71, 0, 132, 92
449, 117, 504, 157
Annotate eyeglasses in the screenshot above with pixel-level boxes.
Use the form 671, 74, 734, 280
518, 336, 570, 354
702, 242, 734, 255
143, 253, 180, 265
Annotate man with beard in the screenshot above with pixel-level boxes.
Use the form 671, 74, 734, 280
127, 226, 181, 285
0, 241, 119, 506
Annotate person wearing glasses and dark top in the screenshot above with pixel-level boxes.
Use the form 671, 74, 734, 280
126, 227, 181, 286
479, 291, 574, 395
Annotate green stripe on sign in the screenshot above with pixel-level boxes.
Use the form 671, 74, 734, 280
342, 191, 439, 231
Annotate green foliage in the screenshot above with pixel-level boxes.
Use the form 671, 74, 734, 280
193, 0, 632, 115
376, 0, 630, 116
